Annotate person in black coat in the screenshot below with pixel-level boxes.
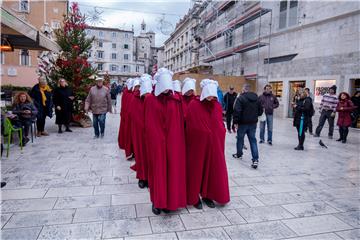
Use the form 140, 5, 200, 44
223, 86, 238, 133
293, 89, 314, 150
53, 79, 74, 133
29, 77, 53, 137
351, 91, 360, 128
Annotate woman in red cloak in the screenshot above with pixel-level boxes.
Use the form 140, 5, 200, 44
181, 77, 197, 119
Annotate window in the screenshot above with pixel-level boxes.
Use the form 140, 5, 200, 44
98, 41, 103, 48
97, 51, 104, 59
124, 44, 129, 49
86, 29, 91, 35
225, 31, 233, 48
99, 31, 104, 37
111, 64, 118, 72
124, 54, 129, 60
243, 21, 255, 42
112, 32, 117, 38
125, 33, 129, 39
97, 63, 103, 71
279, 0, 298, 29
111, 53, 117, 59
123, 65, 130, 72
269, 81, 283, 98
20, 49, 30, 66
88, 50, 92, 58
144, 53, 147, 58
112, 43, 116, 49
51, 21, 60, 29
136, 65, 140, 72
19, 0, 29, 12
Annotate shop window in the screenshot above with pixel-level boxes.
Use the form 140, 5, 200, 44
314, 80, 336, 103
269, 81, 283, 99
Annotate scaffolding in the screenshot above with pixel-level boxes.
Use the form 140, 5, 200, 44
194, 0, 273, 82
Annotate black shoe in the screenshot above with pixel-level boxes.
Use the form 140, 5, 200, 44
342, 140, 347, 144
152, 204, 161, 215
94, 135, 99, 139
22, 137, 30, 146
162, 209, 170, 214
314, 134, 320, 137
251, 161, 258, 169
193, 198, 203, 210
1, 182, 6, 188
259, 140, 264, 144
328, 135, 333, 139
336, 138, 342, 141
232, 154, 242, 159
100, 133, 104, 138
294, 145, 304, 150
58, 129, 63, 134
268, 141, 272, 145
65, 128, 72, 132
202, 198, 215, 208
138, 180, 146, 189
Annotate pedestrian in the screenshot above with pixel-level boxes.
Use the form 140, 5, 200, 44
185, 79, 230, 209
304, 88, 314, 134
350, 91, 360, 128
129, 74, 153, 189
181, 77, 197, 119
293, 88, 314, 150
336, 92, 356, 143
314, 85, 339, 138
118, 78, 134, 159
85, 77, 112, 139
110, 82, 118, 114
12, 92, 38, 146
258, 84, 279, 144
53, 79, 74, 133
232, 84, 263, 169
29, 77, 53, 137
223, 86, 237, 133
144, 68, 186, 215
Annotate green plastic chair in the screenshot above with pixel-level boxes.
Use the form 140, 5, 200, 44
3, 118, 22, 157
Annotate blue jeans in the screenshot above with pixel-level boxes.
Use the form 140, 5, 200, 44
236, 124, 259, 161
93, 113, 106, 137
260, 114, 273, 142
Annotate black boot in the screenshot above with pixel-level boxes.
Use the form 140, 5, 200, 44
138, 180, 146, 189
342, 128, 349, 143
193, 198, 203, 209
152, 204, 161, 215
294, 145, 304, 150
65, 125, 72, 132
1, 182, 6, 188
58, 125, 63, 134
202, 198, 215, 208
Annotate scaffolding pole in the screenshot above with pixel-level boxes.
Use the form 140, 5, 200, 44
267, 9, 273, 83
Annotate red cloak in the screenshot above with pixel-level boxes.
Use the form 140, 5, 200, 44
118, 87, 133, 157
144, 93, 187, 210
185, 99, 230, 205
129, 90, 148, 181
118, 87, 129, 149
182, 94, 197, 119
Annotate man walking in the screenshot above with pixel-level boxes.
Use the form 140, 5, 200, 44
314, 85, 338, 138
85, 77, 112, 138
258, 84, 279, 145
223, 86, 237, 133
232, 84, 263, 169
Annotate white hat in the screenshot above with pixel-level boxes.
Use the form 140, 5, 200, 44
140, 74, 153, 96
132, 77, 141, 91
173, 80, 181, 93
95, 76, 104, 81
200, 79, 219, 101
182, 77, 196, 95
126, 78, 134, 90
154, 68, 173, 96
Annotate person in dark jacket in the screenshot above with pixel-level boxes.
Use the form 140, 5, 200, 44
258, 84, 279, 145
232, 84, 263, 169
12, 92, 38, 145
350, 91, 360, 128
304, 88, 314, 134
53, 79, 74, 133
110, 82, 119, 114
29, 77, 53, 137
223, 86, 238, 133
293, 89, 314, 150
336, 92, 356, 143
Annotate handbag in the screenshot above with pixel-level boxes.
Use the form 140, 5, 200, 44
259, 111, 266, 122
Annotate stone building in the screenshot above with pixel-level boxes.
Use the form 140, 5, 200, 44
1, 0, 68, 87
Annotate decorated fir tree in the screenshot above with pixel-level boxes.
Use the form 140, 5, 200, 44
51, 2, 97, 115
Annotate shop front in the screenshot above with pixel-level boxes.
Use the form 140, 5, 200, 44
288, 80, 306, 118
314, 79, 336, 103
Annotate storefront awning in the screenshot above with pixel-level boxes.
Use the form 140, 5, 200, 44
1, 6, 60, 52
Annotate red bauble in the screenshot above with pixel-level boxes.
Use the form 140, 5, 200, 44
72, 45, 79, 51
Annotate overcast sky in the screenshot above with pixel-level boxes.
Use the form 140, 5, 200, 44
74, 0, 192, 47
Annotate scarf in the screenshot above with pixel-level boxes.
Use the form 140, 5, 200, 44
39, 84, 51, 106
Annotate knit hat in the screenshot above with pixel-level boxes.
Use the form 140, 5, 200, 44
329, 85, 337, 94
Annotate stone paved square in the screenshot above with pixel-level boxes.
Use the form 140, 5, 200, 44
1, 102, 359, 240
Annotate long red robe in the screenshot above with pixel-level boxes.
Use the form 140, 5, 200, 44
129, 90, 148, 181
144, 92, 187, 210
182, 94, 197, 119
118, 87, 133, 157
185, 99, 230, 205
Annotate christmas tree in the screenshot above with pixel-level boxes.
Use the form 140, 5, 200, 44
51, 2, 97, 115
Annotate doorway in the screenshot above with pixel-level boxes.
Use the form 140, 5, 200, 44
288, 80, 306, 118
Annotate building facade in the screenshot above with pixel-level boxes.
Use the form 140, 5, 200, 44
165, 0, 360, 118
1, 0, 68, 87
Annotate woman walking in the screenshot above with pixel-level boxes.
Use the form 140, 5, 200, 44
336, 92, 356, 143
30, 77, 53, 137
293, 89, 314, 150
53, 79, 74, 133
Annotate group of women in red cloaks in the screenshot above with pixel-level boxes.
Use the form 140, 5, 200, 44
118, 68, 230, 215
